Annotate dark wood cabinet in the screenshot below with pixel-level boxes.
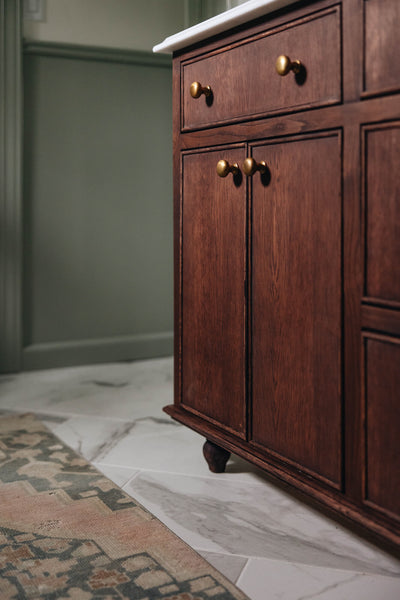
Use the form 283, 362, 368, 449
164, 0, 400, 552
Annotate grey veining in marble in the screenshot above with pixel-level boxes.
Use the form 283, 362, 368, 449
124, 472, 400, 577
44, 415, 136, 462
237, 557, 400, 600
47, 414, 183, 463
0, 357, 173, 419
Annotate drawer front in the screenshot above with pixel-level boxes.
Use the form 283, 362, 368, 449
363, 0, 400, 96
182, 6, 341, 131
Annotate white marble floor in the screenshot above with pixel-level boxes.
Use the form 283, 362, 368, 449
0, 357, 399, 599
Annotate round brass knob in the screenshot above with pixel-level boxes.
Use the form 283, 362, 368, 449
190, 81, 212, 99
216, 159, 240, 178
275, 55, 301, 76
243, 157, 267, 177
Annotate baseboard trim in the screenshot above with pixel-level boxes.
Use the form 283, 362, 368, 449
22, 332, 173, 371
23, 42, 172, 68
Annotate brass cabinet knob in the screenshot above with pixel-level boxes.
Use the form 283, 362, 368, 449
190, 81, 212, 99
275, 55, 302, 76
243, 157, 267, 176
216, 159, 240, 178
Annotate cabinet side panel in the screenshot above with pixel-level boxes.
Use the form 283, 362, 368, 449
181, 148, 246, 436
251, 133, 342, 486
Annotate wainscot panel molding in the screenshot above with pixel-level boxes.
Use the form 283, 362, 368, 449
23, 42, 172, 68
0, 0, 23, 373
22, 332, 173, 371
22, 42, 173, 371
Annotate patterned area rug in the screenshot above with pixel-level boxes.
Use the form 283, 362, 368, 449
0, 413, 249, 600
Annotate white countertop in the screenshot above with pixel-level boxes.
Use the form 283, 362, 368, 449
153, 0, 298, 54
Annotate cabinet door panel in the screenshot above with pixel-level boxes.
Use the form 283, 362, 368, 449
251, 133, 342, 486
363, 335, 400, 519
364, 123, 400, 305
181, 148, 246, 437
363, 0, 400, 96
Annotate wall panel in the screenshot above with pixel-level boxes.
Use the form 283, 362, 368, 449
22, 44, 173, 369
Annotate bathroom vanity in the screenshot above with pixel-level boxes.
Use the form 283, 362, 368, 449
154, 0, 400, 551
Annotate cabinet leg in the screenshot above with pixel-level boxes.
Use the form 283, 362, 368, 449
203, 440, 231, 473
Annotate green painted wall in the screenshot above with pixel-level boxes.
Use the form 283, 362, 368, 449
0, 0, 23, 373
22, 45, 173, 369
23, 0, 187, 52
7, 0, 250, 372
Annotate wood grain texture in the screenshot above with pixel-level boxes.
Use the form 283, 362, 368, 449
342, 122, 363, 502
363, 0, 400, 96
180, 147, 247, 436
177, 95, 400, 151
169, 0, 400, 551
250, 132, 342, 487
362, 305, 400, 338
363, 334, 400, 519
182, 6, 341, 130
363, 122, 400, 304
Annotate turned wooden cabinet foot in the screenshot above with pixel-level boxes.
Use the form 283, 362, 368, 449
203, 440, 231, 473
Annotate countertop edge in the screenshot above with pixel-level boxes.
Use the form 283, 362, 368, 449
153, 0, 298, 54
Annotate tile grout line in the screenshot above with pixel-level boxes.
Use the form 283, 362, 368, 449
235, 557, 252, 589
93, 462, 270, 485
235, 558, 251, 586
122, 470, 142, 487
191, 547, 259, 561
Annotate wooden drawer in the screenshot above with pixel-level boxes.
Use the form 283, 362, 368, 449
363, 0, 400, 97
182, 6, 341, 131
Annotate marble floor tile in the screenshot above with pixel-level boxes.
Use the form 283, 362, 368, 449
123, 471, 400, 577
0, 357, 173, 420
93, 463, 139, 488
44, 414, 136, 462
197, 551, 248, 584
98, 424, 214, 476
97, 421, 278, 484
236, 557, 400, 600
44, 411, 186, 464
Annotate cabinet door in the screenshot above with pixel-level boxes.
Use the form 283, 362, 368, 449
363, 334, 400, 519
363, 122, 400, 305
180, 147, 247, 437
251, 133, 342, 487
